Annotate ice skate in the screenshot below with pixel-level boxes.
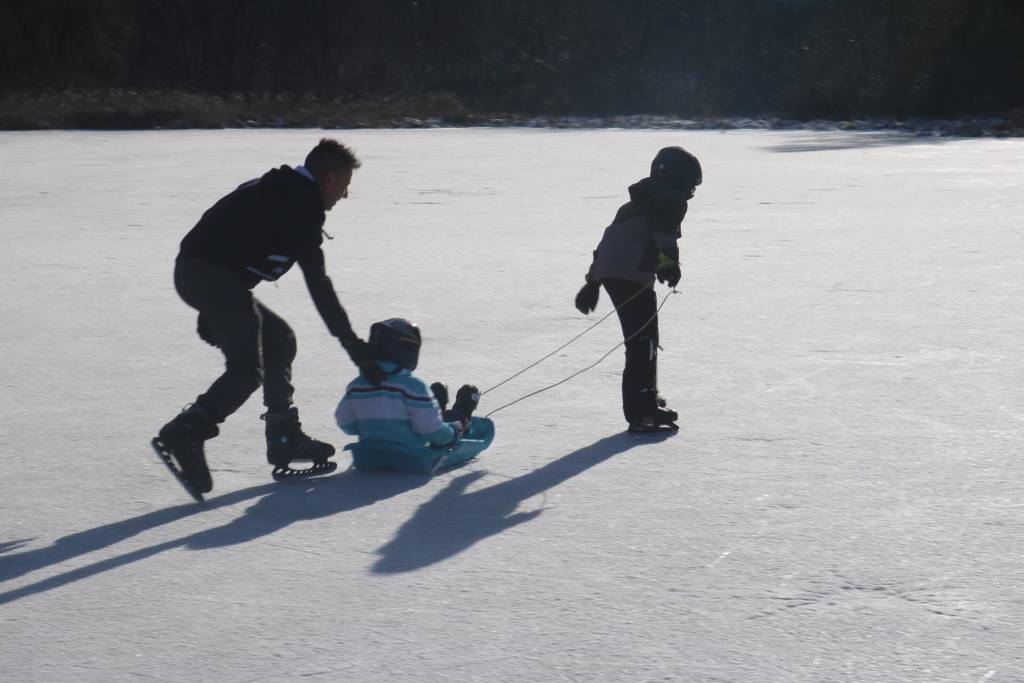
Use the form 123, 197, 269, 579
263, 407, 337, 480
152, 405, 219, 501
627, 407, 679, 435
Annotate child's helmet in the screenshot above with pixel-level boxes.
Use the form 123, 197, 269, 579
651, 146, 702, 192
369, 318, 422, 371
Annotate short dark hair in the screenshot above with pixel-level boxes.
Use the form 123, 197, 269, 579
305, 138, 361, 179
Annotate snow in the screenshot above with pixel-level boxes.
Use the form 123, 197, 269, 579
1, 128, 1023, 682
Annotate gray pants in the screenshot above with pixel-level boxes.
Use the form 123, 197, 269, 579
174, 258, 296, 422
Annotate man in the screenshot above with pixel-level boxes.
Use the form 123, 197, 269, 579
153, 138, 382, 499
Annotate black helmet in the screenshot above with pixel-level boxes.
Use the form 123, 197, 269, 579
651, 146, 702, 192
368, 318, 422, 371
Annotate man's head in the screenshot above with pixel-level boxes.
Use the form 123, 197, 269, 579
305, 138, 361, 210
651, 146, 702, 198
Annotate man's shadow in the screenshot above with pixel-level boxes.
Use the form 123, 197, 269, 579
0, 468, 427, 605
373, 430, 671, 574
0, 431, 670, 602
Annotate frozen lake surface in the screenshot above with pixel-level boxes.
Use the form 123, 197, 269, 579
1, 128, 1022, 682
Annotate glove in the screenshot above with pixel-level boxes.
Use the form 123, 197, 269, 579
196, 314, 219, 348
574, 281, 600, 314
430, 382, 449, 411
343, 337, 385, 385
656, 263, 681, 288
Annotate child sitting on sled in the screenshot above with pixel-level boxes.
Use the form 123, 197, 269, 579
335, 318, 494, 474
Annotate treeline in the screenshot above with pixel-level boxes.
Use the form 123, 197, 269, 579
1, 0, 1023, 128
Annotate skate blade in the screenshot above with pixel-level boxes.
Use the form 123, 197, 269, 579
151, 438, 205, 504
271, 460, 338, 482
627, 422, 679, 436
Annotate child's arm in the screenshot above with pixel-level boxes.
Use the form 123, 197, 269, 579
584, 248, 599, 284
650, 193, 687, 287
575, 246, 602, 315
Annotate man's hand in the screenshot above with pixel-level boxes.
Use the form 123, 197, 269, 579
656, 263, 681, 288
343, 337, 385, 385
359, 361, 386, 385
575, 281, 600, 314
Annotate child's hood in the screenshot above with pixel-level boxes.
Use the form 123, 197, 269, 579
618, 176, 689, 221
628, 175, 684, 203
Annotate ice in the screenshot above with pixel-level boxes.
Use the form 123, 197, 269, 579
1, 128, 1022, 681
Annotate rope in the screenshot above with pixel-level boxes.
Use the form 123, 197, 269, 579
483, 288, 678, 418
480, 284, 652, 396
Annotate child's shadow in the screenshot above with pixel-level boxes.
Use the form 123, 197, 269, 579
373, 431, 670, 574
0, 469, 427, 605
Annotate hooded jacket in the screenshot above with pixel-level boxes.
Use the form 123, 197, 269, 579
178, 165, 358, 344
335, 362, 460, 448
586, 176, 688, 285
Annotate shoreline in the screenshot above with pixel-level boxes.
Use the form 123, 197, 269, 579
2, 90, 1021, 137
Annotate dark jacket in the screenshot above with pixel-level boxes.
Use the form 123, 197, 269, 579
178, 166, 357, 344
586, 176, 687, 285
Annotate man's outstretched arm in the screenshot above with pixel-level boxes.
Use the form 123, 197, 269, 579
298, 248, 384, 383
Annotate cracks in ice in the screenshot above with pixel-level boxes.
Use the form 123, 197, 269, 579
756, 347, 1009, 399
730, 436, 797, 443
748, 570, 973, 621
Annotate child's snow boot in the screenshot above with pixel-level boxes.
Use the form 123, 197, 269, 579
448, 384, 480, 422
430, 382, 450, 411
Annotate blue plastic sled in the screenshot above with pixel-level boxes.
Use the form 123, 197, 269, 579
345, 417, 495, 475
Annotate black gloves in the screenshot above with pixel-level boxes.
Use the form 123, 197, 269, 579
196, 314, 219, 348
575, 281, 600, 315
343, 337, 385, 385
657, 263, 681, 288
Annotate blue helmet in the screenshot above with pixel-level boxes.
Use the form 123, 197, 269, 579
651, 146, 702, 192
369, 318, 421, 371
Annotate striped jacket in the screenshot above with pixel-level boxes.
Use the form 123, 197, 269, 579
335, 362, 458, 447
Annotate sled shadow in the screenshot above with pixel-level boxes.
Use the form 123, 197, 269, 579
0, 468, 426, 605
184, 468, 428, 550
373, 430, 671, 574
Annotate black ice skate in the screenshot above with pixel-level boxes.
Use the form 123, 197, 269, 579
627, 407, 679, 435
152, 406, 219, 502
263, 407, 338, 481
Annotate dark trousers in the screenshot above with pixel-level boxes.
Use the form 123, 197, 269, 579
174, 258, 296, 422
603, 279, 659, 423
